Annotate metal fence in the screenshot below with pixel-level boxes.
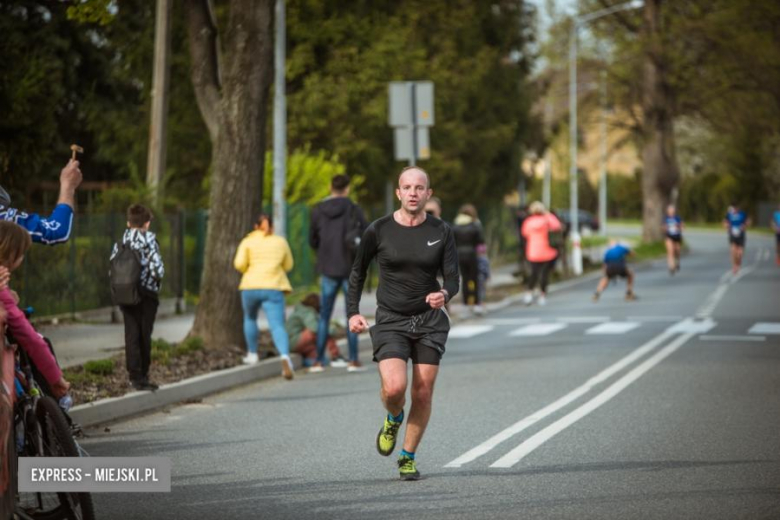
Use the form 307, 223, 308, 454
15, 204, 317, 317
14, 202, 519, 317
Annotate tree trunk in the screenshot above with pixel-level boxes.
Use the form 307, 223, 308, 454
185, 0, 274, 349
640, 0, 679, 242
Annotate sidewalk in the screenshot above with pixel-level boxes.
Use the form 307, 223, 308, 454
44, 264, 520, 369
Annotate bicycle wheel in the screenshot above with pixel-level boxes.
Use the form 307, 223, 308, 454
16, 397, 95, 520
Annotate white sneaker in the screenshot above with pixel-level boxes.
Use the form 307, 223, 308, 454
330, 358, 349, 368
537, 295, 546, 306
242, 353, 259, 365
523, 292, 533, 306
473, 305, 486, 316
281, 356, 294, 380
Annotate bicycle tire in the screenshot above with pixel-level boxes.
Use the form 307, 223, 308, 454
17, 397, 95, 520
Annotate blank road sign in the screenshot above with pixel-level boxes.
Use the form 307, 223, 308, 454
389, 82, 413, 127
394, 127, 413, 161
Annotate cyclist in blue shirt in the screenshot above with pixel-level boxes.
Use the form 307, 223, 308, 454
723, 204, 750, 275
593, 240, 636, 301
0, 160, 81, 245
662, 205, 683, 275
772, 204, 780, 266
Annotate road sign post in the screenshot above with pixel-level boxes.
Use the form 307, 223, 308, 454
388, 81, 434, 214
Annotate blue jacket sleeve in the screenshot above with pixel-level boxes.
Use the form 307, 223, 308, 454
0, 204, 73, 245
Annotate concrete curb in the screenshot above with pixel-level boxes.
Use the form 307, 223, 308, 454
70, 354, 303, 427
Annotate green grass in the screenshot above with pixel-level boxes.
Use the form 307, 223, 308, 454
84, 359, 114, 376
632, 241, 667, 261
580, 236, 610, 248
62, 369, 107, 386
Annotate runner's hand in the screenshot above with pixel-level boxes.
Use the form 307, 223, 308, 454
349, 314, 369, 334
426, 291, 446, 309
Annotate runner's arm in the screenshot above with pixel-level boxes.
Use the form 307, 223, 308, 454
347, 223, 378, 318
440, 225, 460, 302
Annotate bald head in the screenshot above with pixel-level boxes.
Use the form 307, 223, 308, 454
398, 166, 430, 190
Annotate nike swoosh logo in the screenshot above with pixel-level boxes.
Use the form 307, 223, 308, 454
427, 240, 441, 246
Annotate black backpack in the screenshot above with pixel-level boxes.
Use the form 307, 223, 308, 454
344, 203, 363, 254
109, 242, 142, 306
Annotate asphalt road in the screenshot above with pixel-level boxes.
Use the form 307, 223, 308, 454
79, 230, 780, 520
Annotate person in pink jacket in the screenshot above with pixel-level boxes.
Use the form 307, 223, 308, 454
0, 221, 69, 398
520, 202, 562, 306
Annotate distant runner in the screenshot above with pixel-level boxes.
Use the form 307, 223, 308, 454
723, 204, 750, 275
593, 240, 636, 302
663, 205, 684, 275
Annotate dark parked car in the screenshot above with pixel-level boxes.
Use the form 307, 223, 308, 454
553, 209, 600, 234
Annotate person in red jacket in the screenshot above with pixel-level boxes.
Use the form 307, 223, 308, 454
521, 202, 562, 306
0, 221, 69, 398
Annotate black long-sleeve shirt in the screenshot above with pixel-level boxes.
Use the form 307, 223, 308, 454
348, 214, 460, 317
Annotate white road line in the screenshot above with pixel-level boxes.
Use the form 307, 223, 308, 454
763, 249, 771, 262
666, 318, 716, 334
586, 322, 641, 335
748, 323, 780, 335
755, 249, 762, 262
490, 332, 695, 468
509, 323, 567, 337
700, 335, 766, 342
444, 329, 677, 468
695, 284, 729, 318
449, 325, 495, 339
556, 316, 610, 324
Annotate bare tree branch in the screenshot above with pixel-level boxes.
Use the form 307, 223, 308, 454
185, 0, 222, 140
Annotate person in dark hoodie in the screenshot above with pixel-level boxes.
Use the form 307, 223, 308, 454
308, 174, 368, 372
452, 203, 486, 315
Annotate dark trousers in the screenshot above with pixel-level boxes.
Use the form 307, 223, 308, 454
528, 260, 554, 293
120, 293, 159, 383
459, 255, 480, 305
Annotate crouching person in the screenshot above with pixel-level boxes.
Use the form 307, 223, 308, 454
286, 293, 346, 370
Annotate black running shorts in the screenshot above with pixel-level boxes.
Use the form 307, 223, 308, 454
729, 234, 745, 248
666, 234, 682, 243
605, 263, 629, 279
370, 307, 450, 365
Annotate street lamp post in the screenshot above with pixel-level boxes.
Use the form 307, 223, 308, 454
569, 0, 642, 274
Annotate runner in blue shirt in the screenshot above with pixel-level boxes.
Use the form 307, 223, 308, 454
593, 240, 636, 302
662, 205, 684, 275
772, 204, 780, 266
723, 204, 750, 275
0, 160, 82, 245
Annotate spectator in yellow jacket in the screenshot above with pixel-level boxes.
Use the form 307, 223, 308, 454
234, 213, 295, 380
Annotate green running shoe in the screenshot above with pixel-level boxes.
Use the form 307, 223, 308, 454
397, 455, 420, 481
376, 413, 403, 457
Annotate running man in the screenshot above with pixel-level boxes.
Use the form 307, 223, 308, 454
593, 240, 637, 301
723, 204, 750, 275
663, 205, 684, 275
772, 204, 780, 266
347, 166, 459, 481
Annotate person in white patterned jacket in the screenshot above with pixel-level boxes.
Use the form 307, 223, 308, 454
110, 204, 165, 391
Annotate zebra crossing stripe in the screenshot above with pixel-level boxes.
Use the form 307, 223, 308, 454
586, 322, 640, 335
748, 323, 780, 335
510, 323, 567, 337
449, 325, 495, 338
